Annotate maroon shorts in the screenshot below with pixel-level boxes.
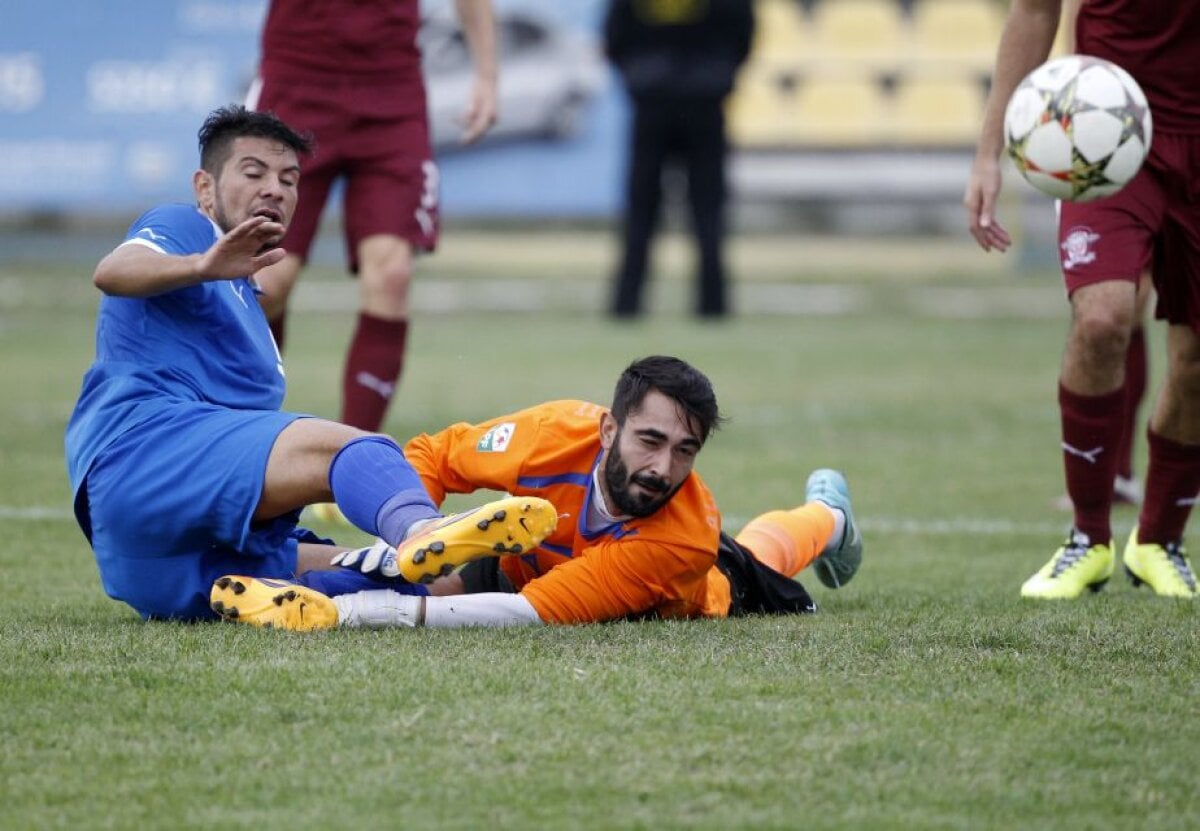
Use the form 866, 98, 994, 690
248, 73, 440, 269
1059, 131, 1200, 331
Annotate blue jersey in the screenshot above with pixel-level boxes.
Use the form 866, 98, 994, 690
65, 203, 286, 496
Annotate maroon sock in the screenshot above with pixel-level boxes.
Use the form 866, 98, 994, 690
1060, 383, 1125, 544
269, 315, 287, 353
1137, 429, 1200, 545
1115, 327, 1147, 479
341, 313, 408, 431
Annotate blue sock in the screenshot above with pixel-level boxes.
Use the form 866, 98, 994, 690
295, 568, 429, 598
328, 436, 440, 544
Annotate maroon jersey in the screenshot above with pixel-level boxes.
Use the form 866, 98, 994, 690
259, 0, 421, 81
1076, 0, 1200, 134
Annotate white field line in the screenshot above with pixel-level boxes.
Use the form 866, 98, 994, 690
4, 503, 1093, 538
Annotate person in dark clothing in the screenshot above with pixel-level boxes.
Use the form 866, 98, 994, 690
605, 0, 755, 319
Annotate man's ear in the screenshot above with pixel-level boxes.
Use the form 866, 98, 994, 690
193, 168, 214, 213
599, 411, 618, 450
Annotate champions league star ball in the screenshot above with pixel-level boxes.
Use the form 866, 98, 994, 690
1004, 55, 1152, 202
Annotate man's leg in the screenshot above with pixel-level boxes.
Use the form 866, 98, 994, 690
682, 98, 730, 318
1124, 323, 1200, 597
734, 469, 861, 588
1023, 279, 1136, 598
611, 101, 668, 318
343, 233, 414, 432
734, 504, 833, 580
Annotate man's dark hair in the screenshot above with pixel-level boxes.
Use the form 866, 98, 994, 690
197, 105, 312, 174
611, 355, 725, 443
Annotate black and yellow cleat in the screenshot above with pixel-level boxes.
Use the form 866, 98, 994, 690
1123, 529, 1198, 599
210, 576, 339, 631
1020, 529, 1114, 599
395, 496, 558, 584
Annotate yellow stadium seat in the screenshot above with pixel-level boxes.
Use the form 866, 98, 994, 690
792, 76, 884, 146
910, 0, 1005, 72
808, 0, 909, 75
727, 65, 805, 148
888, 75, 985, 146
752, 0, 811, 70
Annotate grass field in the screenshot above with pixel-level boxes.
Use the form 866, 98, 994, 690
1, 229, 1197, 830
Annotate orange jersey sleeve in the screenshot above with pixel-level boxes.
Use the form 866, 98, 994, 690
402, 400, 606, 505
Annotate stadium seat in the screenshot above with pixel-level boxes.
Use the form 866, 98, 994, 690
727, 65, 805, 148
888, 75, 985, 146
807, 0, 909, 75
792, 76, 884, 146
751, 0, 811, 71
909, 0, 1005, 73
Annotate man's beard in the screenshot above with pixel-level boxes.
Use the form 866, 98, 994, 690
603, 445, 678, 518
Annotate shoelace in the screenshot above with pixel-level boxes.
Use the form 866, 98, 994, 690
1164, 543, 1198, 591
1050, 536, 1092, 577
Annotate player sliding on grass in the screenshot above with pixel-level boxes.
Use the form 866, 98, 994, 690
64, 105, 556, 622
211, 356, 864, 630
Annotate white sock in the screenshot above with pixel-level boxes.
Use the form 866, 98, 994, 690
403, 517, 436, 541
817, 503, 846, 554
334, 590, 423, 628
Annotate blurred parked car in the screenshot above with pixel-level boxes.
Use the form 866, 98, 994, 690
421, 9, 606, 149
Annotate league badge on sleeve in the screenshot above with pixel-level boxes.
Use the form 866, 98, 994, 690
476, 422, 516, 453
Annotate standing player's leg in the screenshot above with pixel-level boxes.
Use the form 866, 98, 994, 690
343, 233, 415, 431
682, 96, 730, 318
1021, 177, 1163, 599
1115, 270, 1154, 503
612, 101, 669, 318
1124, 318, 1200, 597
1023, 279, 1134, 599
337, 116, 437, 433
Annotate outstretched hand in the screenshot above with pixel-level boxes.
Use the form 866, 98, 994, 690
964, 156, 1013, 253
197, 215, 288, 280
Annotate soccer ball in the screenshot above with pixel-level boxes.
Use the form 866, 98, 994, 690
1004, 55, 1152, 202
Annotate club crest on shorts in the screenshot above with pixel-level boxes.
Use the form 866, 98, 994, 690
1061, 226, 1101, 269
477, 422, 516, 453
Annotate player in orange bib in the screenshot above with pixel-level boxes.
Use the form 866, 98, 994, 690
212, 356, 864, 629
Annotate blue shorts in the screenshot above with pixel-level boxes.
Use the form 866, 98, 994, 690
78, 403, 308, 620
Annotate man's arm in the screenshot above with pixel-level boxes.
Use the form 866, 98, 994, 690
964, 0, 1063, 253
453, 0, 498, 145
93, 215, 286, 297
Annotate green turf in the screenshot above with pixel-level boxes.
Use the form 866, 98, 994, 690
1, 246, 1197, 830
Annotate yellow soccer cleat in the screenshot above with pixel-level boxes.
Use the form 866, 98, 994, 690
1123, 530, 1198, 599
308, 502, 352, 526
210, 576, 339, 631
395, 496, 558, 584
1020, 530, 1114, 599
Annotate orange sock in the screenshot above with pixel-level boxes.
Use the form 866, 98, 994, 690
734, 503, 835, 578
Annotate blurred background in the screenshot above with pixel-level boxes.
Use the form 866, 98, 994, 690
0, 0, 1068, 271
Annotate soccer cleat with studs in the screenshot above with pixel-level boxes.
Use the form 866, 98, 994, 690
804, 469, 863, 589
1122, 529, 1198, 599
1020, 529, 1114, 599
210, 576, 339, 631
395, 496, 558, 584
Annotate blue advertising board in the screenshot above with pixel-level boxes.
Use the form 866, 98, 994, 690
0, 0, 623, 217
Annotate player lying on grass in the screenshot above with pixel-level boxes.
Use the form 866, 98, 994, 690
211, 356, 864, 630
64, 104, 556, 622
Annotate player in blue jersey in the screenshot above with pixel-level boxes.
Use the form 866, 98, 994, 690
64, 105, 556, 626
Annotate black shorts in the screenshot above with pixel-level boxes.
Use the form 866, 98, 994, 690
457, 532, 817, 617
716, 532, 817, 616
